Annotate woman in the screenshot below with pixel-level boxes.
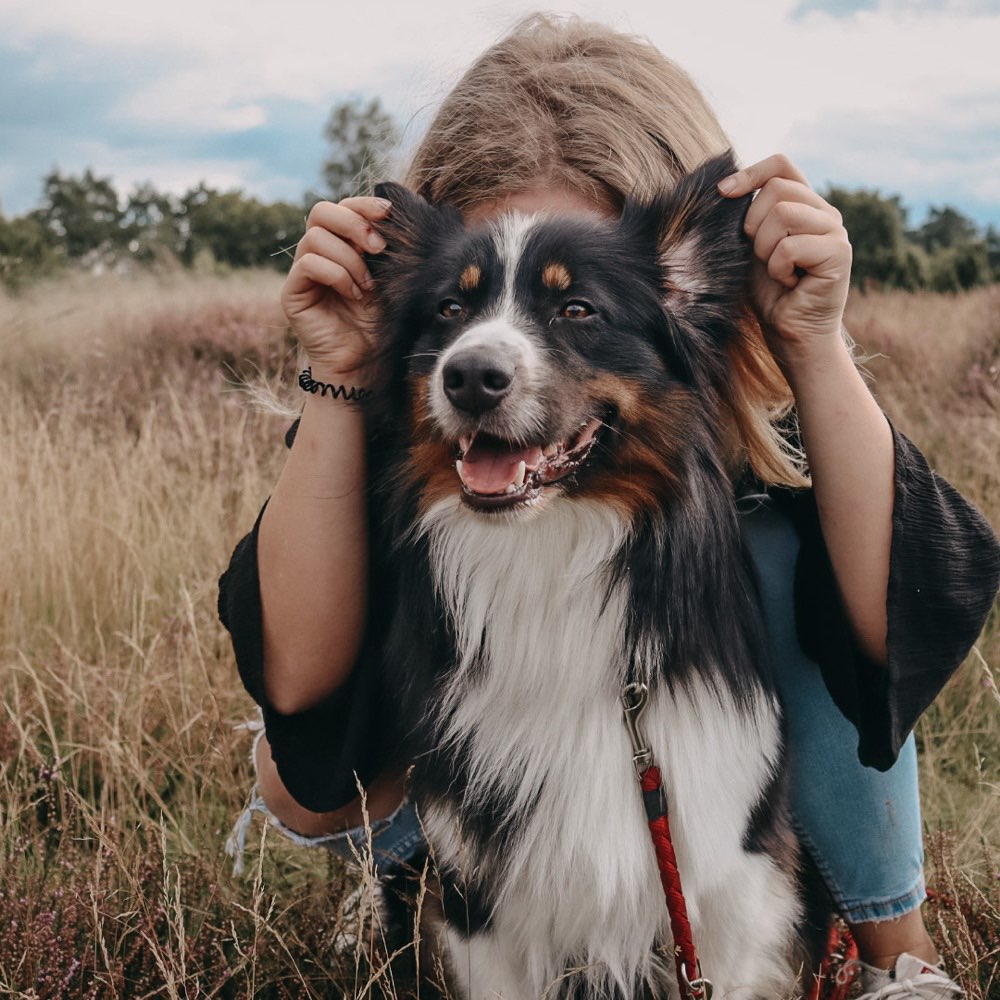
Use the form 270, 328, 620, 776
220, 15, 998, 999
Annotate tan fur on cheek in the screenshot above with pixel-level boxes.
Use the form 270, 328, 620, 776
582, 374, 645, 425
575, 378, 698, 519
401, 376, 460, 514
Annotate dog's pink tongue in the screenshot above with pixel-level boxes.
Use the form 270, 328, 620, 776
461, 437, 541, 494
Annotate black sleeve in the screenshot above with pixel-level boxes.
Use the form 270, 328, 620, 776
783, 424, 1000, 771
217, 422, 399, 813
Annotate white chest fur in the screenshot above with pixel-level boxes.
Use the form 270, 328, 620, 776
416, 498, 801, 1000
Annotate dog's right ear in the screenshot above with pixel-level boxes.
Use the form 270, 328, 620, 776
367, 182, 465, 304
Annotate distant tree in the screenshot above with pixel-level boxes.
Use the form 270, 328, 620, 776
897, 244, 931, 291
181, 185, 304, 269
913, 206, 979, 254
122, 183, 185, 263
32, 168, 124, 261
952, 241, 990, 289
824, 187, 920, 289
322, 97, 399, 202
929, 242, 991, 292
0, 213, 62, 287
986, 225, 1000, 282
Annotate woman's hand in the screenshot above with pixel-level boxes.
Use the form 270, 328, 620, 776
718, 154, 852, 369
281, 196, 392, 377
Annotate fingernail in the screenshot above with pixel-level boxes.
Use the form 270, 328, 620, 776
362, 272, 375, 291
717, 175, 738, 195
352, 284, 364, 300
374, 198, 392, 212
367, 231, 387, 252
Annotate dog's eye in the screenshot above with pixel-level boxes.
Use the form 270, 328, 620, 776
439, 299, 464, 319
561, 301, 594, 320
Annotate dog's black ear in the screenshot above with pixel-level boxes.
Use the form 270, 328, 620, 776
367, 182, 465, 302
362, 183, 465, 406
658, 151, 753, 324
624, 151, 753, 327
620, 151, 754, 383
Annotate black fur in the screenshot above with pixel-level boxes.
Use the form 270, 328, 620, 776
360, 153, 824, 996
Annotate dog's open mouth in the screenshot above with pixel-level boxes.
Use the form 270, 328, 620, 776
454, 416, 605, 511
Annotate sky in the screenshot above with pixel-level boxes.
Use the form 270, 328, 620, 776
2, 0, 999, 229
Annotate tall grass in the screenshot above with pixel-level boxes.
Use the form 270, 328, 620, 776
0, 275, 997, 998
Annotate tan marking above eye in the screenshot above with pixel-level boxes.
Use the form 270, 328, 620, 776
459, 264, 481, 291
542, 262, 572, 291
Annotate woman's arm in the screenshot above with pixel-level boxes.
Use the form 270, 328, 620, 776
780, 338, 893, 665
719, 154, 893, 665
257, 196, 390, 715
257, 383, 369, 714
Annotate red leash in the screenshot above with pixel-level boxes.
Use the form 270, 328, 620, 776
809, 922, 860, 1000
622, 683, 855, 1000
622, 683, 712, 1000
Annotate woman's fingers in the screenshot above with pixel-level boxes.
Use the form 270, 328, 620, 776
283, 253, 363, 312
751, 202, 844, 269
717, 154, 852, 346
764, 233, 852, 289
717, 153, 810, 198
296, 225, 373, 295
742, 176, 838, 239
286, 195, 395, 307
338, 195, 393, 223
298, 198, 390, 261
715, 152, 848, 286
278, 195, 392, 370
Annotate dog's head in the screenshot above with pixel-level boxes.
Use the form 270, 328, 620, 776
368, 152, 753, 519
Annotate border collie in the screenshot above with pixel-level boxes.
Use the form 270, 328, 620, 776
364, 152, 807, 999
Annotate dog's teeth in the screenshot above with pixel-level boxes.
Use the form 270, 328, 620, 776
459, 435, 472, 453
514, 461, 526, 488
505, 483, 517, 494
455, 459, 464, 479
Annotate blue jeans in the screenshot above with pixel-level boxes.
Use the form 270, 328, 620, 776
231, 498, 926, 923
740, 494, 925, 923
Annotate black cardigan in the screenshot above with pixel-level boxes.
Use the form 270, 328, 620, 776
218, 424, 1000, 813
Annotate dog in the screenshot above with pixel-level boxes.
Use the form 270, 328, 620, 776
362, 152, 814, 999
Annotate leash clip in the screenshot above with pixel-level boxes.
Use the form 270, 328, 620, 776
681, 961, 714, 1000
621, 682, 652, 778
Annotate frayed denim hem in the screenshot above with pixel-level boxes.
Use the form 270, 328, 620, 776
225, 714, 426, 878
795, 819, 926, 925
834, 874, 927, 925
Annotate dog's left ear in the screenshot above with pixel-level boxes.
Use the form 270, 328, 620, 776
622, 151, 754, 330
367, 182, 465, 303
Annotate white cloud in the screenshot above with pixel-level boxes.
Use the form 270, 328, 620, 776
114, 73, 267, 132
1, 0, 998, 221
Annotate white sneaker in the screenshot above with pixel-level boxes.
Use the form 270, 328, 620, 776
856, 952, 964, 999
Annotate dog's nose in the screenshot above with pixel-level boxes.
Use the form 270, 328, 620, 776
442, 348, 515, 415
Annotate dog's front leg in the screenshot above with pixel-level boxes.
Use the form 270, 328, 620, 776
436, 924, 532, 1000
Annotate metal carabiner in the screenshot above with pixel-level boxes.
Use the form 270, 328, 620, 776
621, 682, 653, 777
680, 961, 714, 1000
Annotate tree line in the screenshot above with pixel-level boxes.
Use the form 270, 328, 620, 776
0, 97, 398, 289
0, 98, 995, 292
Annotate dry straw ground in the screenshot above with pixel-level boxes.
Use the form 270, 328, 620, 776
0, 273, 997, 998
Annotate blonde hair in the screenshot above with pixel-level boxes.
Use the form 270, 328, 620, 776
404, 14, 808, 488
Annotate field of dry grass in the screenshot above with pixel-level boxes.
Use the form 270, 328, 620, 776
0, 273, 997, 998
